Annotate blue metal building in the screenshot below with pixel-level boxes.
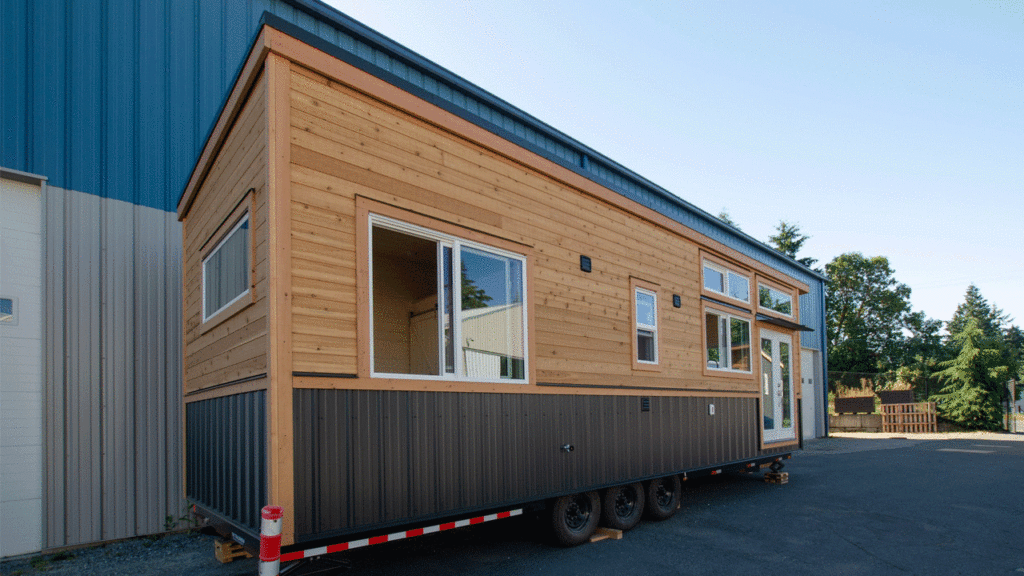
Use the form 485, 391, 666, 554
1, 0, 826, 555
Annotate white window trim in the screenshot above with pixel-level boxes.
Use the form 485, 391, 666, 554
758, 282, 794, 318
634, 287, 658, 365
705, 308, 753, 374
369, 213, 529, 384
201, 213, 251, 322
703, 259, 750, 304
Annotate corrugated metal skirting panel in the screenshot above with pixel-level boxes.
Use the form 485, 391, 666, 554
293, 389, 786, 542
43, 187, 184, 548
185, 391, 267, 534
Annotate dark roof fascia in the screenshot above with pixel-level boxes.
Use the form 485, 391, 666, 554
270, 1, 828, 282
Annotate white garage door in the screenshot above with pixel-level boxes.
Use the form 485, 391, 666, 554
1, 176, 43, 557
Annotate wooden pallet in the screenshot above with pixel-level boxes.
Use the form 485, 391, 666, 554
589, 527, 623, 543
764, 472, 789, 485
881, 402, 936, 433
215, 538, 253, 563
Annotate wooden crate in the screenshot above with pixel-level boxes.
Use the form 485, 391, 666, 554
881, 402, 936, 433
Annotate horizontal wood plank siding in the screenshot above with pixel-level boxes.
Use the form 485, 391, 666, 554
183, 74, 270, 395
285, 64, 766, 394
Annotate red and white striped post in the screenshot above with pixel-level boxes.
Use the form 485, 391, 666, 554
258, 505, 284, 576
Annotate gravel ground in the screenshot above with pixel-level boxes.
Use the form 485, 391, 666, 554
0, 532, 256, 576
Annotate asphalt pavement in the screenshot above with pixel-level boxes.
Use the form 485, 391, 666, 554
4, 433, 1023, 576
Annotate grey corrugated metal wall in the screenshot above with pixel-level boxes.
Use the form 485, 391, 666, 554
43, 186, 182, 548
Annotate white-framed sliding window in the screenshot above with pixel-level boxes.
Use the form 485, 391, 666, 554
369, 213, 528, 383
202, 212, 251, 322
702, 258, 750, 304
758, 282, 794, 317
703, 306, 753, 374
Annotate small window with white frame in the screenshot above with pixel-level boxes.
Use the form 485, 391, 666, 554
758, 282, 793, 317
634, 287, 658, 364
703, 259, 749, 304
202, 213, 251, 322
704, 308, 752, 373
370, 214, 528, 383
0, 297, 16, 325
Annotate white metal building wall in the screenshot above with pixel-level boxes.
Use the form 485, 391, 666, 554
0, 175, 44, 556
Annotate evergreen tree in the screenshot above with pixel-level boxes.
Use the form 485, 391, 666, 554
932, 318, 1009, 430
768, 221, 817, 268
947, 284, 1008, 340
717, 209, 741, 230
460, 264, 492, 310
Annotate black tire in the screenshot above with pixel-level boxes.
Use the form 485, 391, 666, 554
601, 482, 645, 531
550, 491, 601, 546
644, 475, 682, 520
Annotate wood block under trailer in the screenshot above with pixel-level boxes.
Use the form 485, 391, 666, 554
214, 538, 252, 563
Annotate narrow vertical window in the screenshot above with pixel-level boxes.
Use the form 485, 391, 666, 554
635, 288, 658, 364
202, 213, 251, 322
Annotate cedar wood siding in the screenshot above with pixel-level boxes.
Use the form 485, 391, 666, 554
183, 71, 270, 396
286, 63, 800, 395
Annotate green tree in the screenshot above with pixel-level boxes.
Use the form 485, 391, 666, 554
825, 253, 912, 372
460, 264, 492, 310
717, 209, 740, 230
768, 221, 817, 268
947, 284, 1009, 341
932, 318, 1009, 430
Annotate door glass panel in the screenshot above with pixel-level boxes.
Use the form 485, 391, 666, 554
460, 247, 525, 379
761, 338, 774, 430
442, 246, 454, 374
780, 342, 791, 428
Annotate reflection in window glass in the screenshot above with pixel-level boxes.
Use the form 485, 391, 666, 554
703, 265, 724, 293
635, 288, 658, 363
781, 342, 791, 427
203, 215, 250, 321
460, 247, 525, 379
704, 260, 749, 303
762, 338, 774, 429
728, 271, 749, 302
705, 310, 751, 373
759, 284, 793, 316
0, 298, 13, 323
730, 318, 751, 371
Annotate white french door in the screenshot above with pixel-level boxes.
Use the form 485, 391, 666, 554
760, 329, 796, 443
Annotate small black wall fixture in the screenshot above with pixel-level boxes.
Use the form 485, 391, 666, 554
580, 255, 592, 273
641, 397, 651, 412
673, 294, 681, 308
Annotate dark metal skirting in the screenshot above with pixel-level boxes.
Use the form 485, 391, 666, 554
186, 390, 267, 533
293, 390, 778, 541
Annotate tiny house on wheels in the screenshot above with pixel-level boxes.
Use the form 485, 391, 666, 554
178, 15, 826, 561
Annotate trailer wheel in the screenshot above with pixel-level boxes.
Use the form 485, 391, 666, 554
600, 482, 645, 531
644, 475, 681, 520
550, 491, 601, 546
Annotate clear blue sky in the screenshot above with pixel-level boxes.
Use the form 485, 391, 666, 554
326, 0, 1023, 328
